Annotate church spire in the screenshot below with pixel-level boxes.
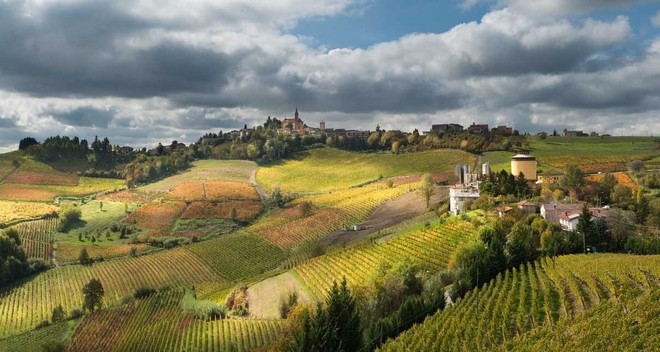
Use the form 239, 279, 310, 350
295, 107, 299, 120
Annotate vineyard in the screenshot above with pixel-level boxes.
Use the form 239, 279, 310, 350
379, 254, 660, 351
0, 320, 77, 352
55, 243, 152, 263
67, 288, 281, 351
0, 201, 57, 224
186, 233, 287, 282
181, 201, 264, 221
528, 136, 657, 172
293, 221, 476, 300
97, 189, 163, 203
0, 177, 124, 202
11, 217, 58, 261
166, 181, 260, 202
3, 158, 79, 186
139, 159, 256, 193
256, 148, 473, 193
124, 201, 187, 237
255, 184, 413, 249
0, 247, 223, 338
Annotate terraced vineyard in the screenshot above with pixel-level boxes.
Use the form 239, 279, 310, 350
293, 221, 476, 300
0, 248, 223, 338
379, 254, 660, 351
0, 320, 77, 352
11, 217, 58, 261
187, 233, 287, 282
67, 288, 281, 351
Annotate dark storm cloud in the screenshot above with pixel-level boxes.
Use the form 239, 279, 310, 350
52, 107, 116, 128
0, 118, 16, 128
0, 1, 236, 98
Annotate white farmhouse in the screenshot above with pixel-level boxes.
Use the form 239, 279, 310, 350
449, 185, 480, 215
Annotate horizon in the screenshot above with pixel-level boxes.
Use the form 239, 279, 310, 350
1, 1, 660, 151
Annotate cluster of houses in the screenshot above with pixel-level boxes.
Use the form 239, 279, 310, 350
427, 122, 515, 136
449, 152, 610, 232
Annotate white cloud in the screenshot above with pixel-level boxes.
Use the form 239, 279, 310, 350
652, 10, 660, 27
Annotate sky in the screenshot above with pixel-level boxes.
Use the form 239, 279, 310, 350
1, 0, 660, 151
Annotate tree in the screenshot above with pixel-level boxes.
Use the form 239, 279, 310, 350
629, 160, 645, 173
506, 222, 537, 268
230, 207, 237, 222
51, 305, 66, 323
82, 278, 104, 312
561, 165, 585, 189
419, 173, 435, 209
18, 137, 39, 150
291, 278, 362, 351
576, 204, 593, 252
78, 247, 93, 265
598, 172, 617, 204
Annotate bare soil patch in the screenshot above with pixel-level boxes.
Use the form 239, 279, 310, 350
247, 272, 313, 319
320, 186, 448, 246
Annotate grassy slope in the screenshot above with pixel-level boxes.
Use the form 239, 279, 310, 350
0, 320, 79, 352
256, 148, 474, 193
379, 254, 660, 352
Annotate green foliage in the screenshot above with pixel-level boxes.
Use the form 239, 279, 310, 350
279, 291, 299, 319
82, 278, 104, 312
181, 290, 226, 319
78, 247, 93, 266
51, 305, 65, 323
506, 222, 538, 268
41, 340, 65, 352
0, 228, 30, 287
561, 165, 586, 189
57, 204, 81, 232
624, 236, 660, 254
225, 284, 249, 316
291, 278, 363, 352
419, 173, 435, 209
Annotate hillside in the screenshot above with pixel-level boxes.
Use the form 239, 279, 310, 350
379, 254, 660, 351
256, 148, 473, 193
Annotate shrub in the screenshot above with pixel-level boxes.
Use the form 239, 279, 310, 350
279, 292, 299, 319
69, 308, 84, 319
41, 340, 65, 352
57, 204, 81, 232
51, 305, 66, 323
134, 287, 157, 300
225, 284, 249, 316
181, 291, 226, 319
35, 320, 51, 329
28, 258, 51, 273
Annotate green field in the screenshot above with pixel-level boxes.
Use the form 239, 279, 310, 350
379, 254, 660, 351
257, 148, 473, 193
57, 200, 137, 243
528, 136, 658, 172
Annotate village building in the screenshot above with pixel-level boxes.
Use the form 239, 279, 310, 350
517, 200, 538, 214
117, 146, 134, 155
536, 170, 563, 184
467, 122, 489, 134
541, 203, 583, 224
497, 205, 513, 218
431, 123, 463, 134
511, 153, 537, 181
491, 125, 513, 135
449, 185, 480, 215
563, 129, 587, 137
279, 108, 306, 135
